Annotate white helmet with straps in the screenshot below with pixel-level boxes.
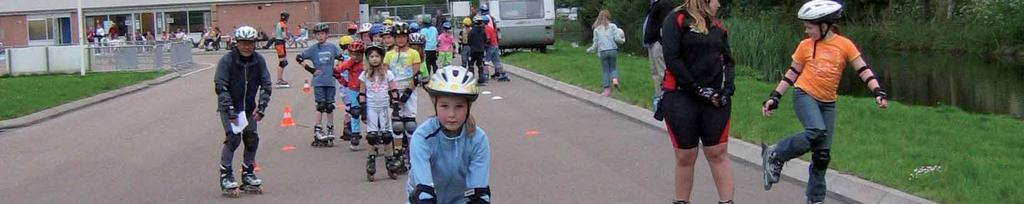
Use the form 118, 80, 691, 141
798, 0, 843, 23
359, 23, 373, 33
427, 65, 480, 101
234, 26, 258, 41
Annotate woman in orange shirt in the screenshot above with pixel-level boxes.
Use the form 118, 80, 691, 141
759, 1, 889, 203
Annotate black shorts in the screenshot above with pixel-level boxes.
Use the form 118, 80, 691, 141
662, 91, 731, 149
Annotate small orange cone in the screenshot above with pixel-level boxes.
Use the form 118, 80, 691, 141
281, 144, 297, 152
280, 104, 296, 127
526, 130, 539, 137
302, 79, 311, 95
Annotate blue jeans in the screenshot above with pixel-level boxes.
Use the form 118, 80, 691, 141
461, 45, 471, 67
341, 87, 360, 132
314, 86, 336, 103
486, 46, 504, 74
772, 88, 836, 202
599, 50, 619, 88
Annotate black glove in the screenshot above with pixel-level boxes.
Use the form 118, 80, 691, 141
719, 95, 731, 107
873, 87, 888, 100
226, 106, 238, 120
764, 91, 782, 111
696, 86, 718, 104
465, 187, 492, 204
295, 54, 304, 63
409, 184, 438, 204
254, 110, 265, 120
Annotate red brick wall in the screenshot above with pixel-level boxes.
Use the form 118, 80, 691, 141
214, 1, 316, 37
0, 15, 28, 47
319, 0, 360, 23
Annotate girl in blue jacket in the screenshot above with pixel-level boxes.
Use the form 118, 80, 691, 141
407, 65, 491, 204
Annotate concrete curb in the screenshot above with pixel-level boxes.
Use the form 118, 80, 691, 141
0, 72, 183, 131
502, 64, 937, 204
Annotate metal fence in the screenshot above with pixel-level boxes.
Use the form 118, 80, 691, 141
86, 41, 193, 72
371, 4, 449, 23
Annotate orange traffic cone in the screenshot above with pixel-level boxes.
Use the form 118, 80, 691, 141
302, 79, 311, 95
280, 104, 296, 127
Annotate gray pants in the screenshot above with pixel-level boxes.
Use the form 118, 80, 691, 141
772, 88, 836, 202
648, 42, 666, 98
219, 111, 260, 167
599, 50, 619, 88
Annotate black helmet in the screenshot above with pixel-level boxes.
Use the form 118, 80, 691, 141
393, 22, 410, 35
280, 11, 290, 21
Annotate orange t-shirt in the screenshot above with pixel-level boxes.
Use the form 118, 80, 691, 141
792, 35, 861, 102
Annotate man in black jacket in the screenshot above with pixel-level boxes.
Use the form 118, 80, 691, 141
644, 0, 677, 111
214, 26, 272, 197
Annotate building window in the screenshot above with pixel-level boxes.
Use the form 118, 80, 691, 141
166, 11, 188, 33
188, 10, 210, 33
28, 19, 48, 40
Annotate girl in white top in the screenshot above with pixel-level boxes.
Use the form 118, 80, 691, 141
358, 43, 404, 180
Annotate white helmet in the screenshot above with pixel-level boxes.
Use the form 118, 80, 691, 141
358, 23, 373, 34
798, 0, 843, 23
409, 33, 426, 45
427, 65, 480, 101
234, 26, 258, 41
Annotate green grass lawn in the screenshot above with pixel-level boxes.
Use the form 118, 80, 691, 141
0, 71, 165, 120
504, 41, 1024, 203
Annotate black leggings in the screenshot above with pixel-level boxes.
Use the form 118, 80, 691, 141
425, 50, 439, 74
469, 52, 485, 80
662, 91, 731, 149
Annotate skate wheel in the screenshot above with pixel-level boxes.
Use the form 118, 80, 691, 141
388, 172, 399, 179
367, 174, 375, 182
222, 188, 240, 198
243, 188, 263, 194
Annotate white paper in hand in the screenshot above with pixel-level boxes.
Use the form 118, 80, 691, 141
231, 112, 249, 134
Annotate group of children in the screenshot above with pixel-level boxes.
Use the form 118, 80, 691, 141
294, 13, 494, 203
215, 5, 501, 202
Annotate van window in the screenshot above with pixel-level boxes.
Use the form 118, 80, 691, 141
499, 0, 545, 20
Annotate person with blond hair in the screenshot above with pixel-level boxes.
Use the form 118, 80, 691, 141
656, 0, 735, 203
586, 10, 626, 96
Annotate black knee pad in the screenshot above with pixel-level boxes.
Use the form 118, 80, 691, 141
242, 131, 260, 153
366, 132, 381, 146
316, 103, 328, 113
811, 149, 831, 171
223, 132, 242, 149
381, 131, 394, 145
279, 60, 288, 68
324, 103, 335, 114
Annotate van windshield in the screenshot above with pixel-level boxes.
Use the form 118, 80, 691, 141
499, 0, 545, 20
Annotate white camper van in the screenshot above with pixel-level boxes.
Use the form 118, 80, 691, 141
488, 0, 555, 52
